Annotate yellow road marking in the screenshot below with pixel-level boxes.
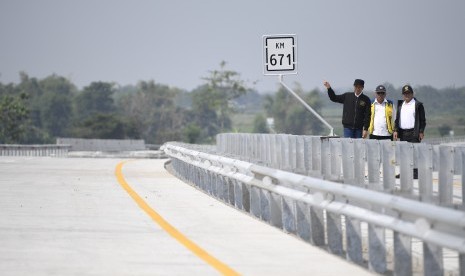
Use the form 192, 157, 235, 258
115, 160, 239, 276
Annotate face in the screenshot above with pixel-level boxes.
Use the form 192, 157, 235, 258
375, 91, 386, 103
354, 85, 364, 95
402, 91, 414, 102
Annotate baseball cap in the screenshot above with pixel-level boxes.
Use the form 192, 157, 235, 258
354, 79, 365, 86
375, 85, 386, 93
402, 85, 413, 94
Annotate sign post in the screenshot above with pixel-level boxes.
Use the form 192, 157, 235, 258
263, 34, 334, 136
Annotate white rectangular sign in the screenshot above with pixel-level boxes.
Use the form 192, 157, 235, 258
263, 34, 297, 75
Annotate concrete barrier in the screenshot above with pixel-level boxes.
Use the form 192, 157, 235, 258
0, 144, 70, 157
56, 137, 145, 151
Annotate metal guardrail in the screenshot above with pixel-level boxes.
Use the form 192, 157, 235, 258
0, 144, 70, 157
163, 140, 465, 275
217, 133, 465, 210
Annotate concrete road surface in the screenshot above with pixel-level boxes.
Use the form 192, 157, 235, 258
0, 157, 372, 275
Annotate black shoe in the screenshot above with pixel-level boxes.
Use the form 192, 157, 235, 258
413, 169, 418, 179
395, 174, 400, 178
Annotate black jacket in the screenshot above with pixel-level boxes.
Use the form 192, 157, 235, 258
327, 87, 371, 130
394, 98, 426, 139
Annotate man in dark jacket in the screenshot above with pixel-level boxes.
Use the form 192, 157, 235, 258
393, 85, 426, 142
393, 84, 426, 179
324, 79, 371, 138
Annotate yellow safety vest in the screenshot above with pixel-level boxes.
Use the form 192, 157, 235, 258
368, 100, 394, 134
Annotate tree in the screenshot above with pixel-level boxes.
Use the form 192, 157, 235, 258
191, 61, 250, 142
36, 75, 76, 138
0, 93, 29, 143
74, 82, 116, 121
264, 85, 324, 135
71, 113, 139, 139
116, 80, 187, 144
252, 114, 269, 133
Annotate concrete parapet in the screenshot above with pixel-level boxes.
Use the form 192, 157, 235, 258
57, 137, 145, 151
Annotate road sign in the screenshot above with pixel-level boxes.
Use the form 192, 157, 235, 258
263, 34, 297, 75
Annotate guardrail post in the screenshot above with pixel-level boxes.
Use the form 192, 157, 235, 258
439, 145, 454, 206
283, 135, 291, 171
327, 210, 343, 256
251, 186, 261, 218
260, 189, 271, 222
366, 140, 381, 190
398, 142, 414, 196
217, 175, 226, 201
270, 193, 283, 228
289, 135, 298, 172
303, 136, 313, 176
341, 139, 355, 185
368, 224, 386, 273
414, 143, 434, 202
206, 170, 213, 195
329, 138, 342, 182
311, 136, 322, 177
381, 141, 396, 192
233, 180, 243, 210
423, 243, 444, 276
211, 172, 218, 197
276, 135, 284, 170
394, 231, 412, 276
225, 177, 234, 205
321, 138, 331, 180
310, 207, 325, 246
282, 196, 296, 234
353, 139, 366, 187
295, 198, 326, 247
346, 216, 363, 265
295, 136, 306, 175
199, 168, 207, 191
295, 201, 311, 241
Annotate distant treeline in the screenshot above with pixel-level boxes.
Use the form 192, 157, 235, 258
1, 68, 464, 144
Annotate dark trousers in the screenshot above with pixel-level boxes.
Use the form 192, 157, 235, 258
399, 129, 420, 143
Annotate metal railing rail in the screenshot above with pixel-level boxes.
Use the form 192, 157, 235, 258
216, 133, 465, 210
163, 142, 465, 275
0, 144, 70, 157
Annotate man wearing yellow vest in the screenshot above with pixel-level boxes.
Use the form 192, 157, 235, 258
368, 85, 394, 140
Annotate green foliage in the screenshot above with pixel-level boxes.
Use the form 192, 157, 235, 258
264, 85, 324, 135
183, 123, 202, 143
252, 114, 269, 133
190, 61, 251, 142
0, 93, 29, 143
74, 82, 116, 121
6, 70, 465, 145
116, 80, 187, 144
71, 113, 137, 139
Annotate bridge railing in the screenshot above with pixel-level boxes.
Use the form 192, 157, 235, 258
0, 144, 70, 157
163, 141, 465, 275
217, 133, 465, 210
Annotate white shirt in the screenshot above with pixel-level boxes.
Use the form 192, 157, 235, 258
373, 99, 390, 136
400, 98, 416, 129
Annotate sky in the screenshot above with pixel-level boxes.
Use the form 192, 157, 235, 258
1, 0, 465, 93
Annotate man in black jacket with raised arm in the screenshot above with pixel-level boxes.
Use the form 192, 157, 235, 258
324, 79, 371, 138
